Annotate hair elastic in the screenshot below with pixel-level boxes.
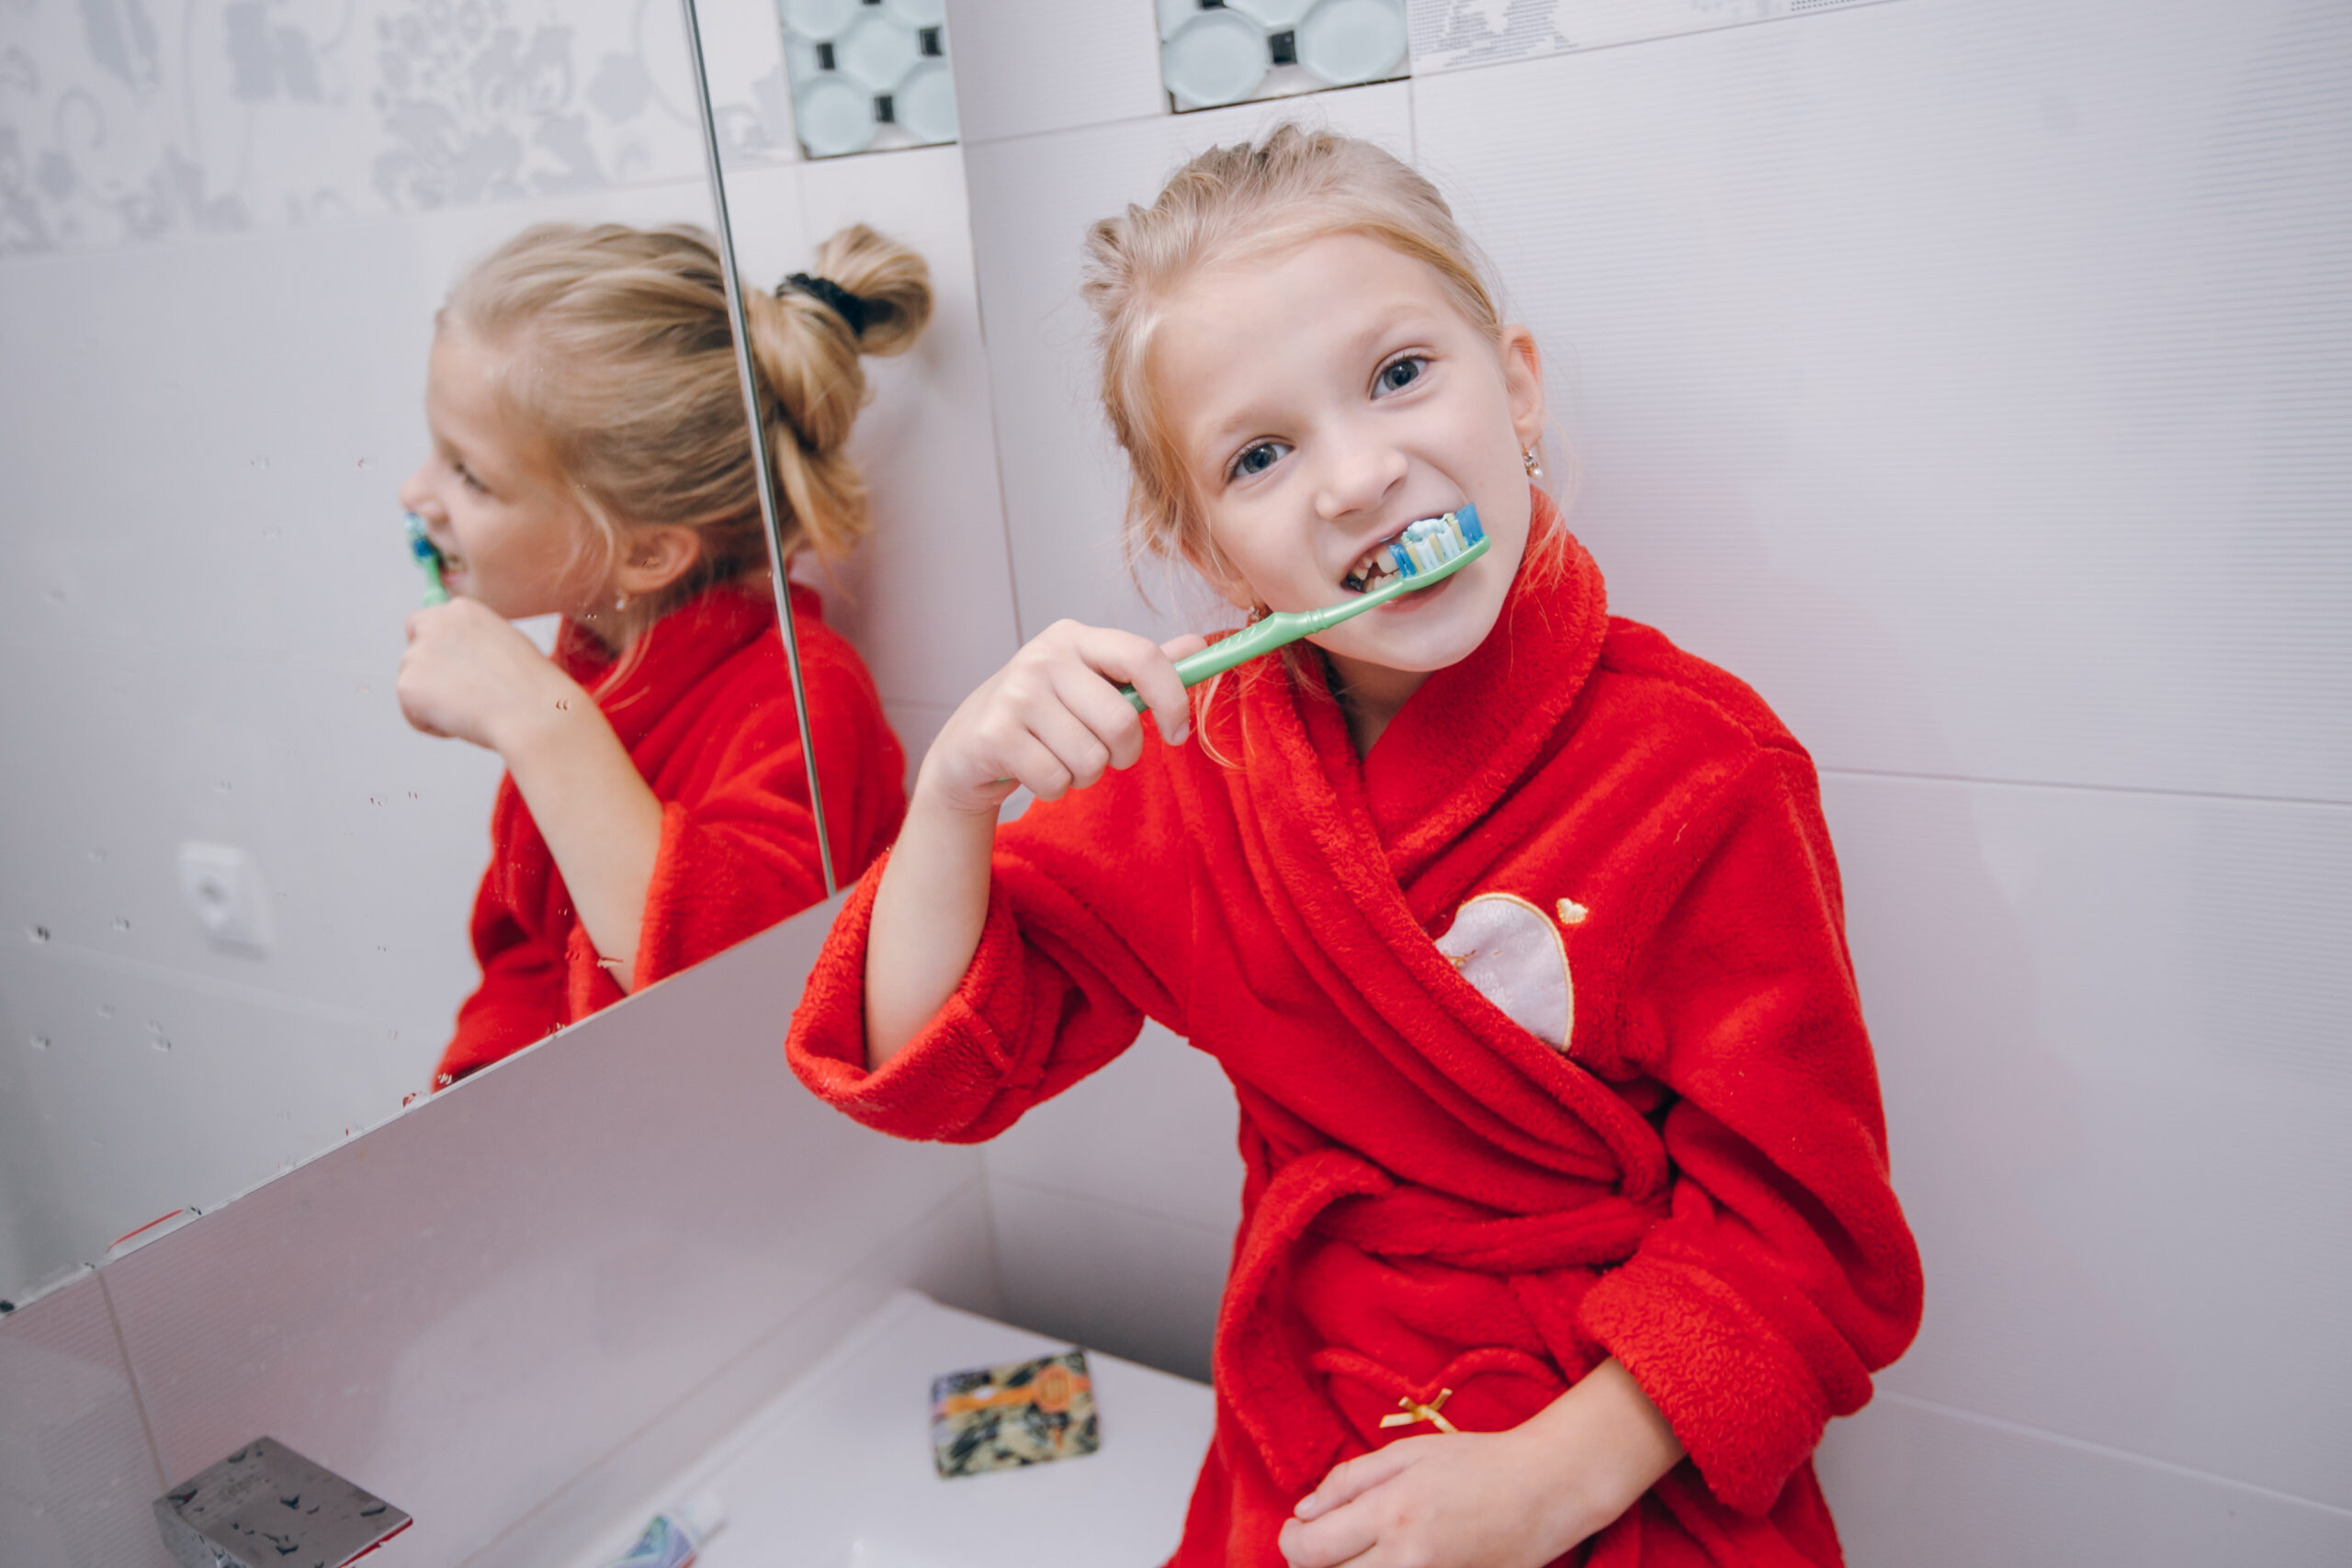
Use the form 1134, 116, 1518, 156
782, 272, 870, 338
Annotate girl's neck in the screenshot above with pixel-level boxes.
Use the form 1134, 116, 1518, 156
1320, 649, 1429, 756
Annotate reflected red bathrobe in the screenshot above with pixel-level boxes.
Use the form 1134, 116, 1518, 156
788, 493, 1919, 1565
435, 582, 904, 1087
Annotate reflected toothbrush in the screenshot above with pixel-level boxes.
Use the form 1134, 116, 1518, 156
1119, 504, 1487, 713
404, 513, 450, 606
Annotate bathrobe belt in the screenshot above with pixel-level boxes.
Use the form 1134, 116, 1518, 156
1213, 1145, 1668, 1493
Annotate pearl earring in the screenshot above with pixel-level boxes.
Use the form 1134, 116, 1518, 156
614, 592, 629, 613
1522, 446, 1544, 478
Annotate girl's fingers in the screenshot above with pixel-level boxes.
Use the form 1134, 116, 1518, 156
1051, 660, 1151, 773
1295, 1444, 1417, 1519
1071, 625, 1190, 745
1027, 697, 1122, 792
988, 728, 1075, 801
1276, 1503, 1382, 1568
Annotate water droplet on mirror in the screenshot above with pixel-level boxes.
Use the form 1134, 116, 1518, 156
29, 1035, 50, 1050
356, 457, 374, 469
86, 848, 105, 863
96, 1003, 114, 1019
27, 925, 49, 943
214, 779, 233, 793
250, 457, 270, 469
110, 917, 130, 932
152, 1036, 172, 1053
44, 587, 65, 605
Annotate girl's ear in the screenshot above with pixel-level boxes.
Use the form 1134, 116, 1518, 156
615, 525, 704, 596
1500, 324, 1546, 451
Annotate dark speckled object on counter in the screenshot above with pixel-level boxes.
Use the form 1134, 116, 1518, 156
153, 1436, 410, 1568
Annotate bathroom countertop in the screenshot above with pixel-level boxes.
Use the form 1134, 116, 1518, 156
579, 1290, 1216, 1568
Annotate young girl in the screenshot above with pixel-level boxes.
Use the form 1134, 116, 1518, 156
788, 129, 1921, 1566
400, 220, 925, 1089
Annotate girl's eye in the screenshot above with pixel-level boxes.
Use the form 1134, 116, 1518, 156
1229, 440, 1289, 480
453, 462, 489, 494
1376, 355, 1428, 394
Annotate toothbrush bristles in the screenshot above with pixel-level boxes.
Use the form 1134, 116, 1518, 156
1386, 510, 1480, 579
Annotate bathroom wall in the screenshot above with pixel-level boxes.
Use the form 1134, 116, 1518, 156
937, 0, 2352, 1556
0, 897, 1006, 1568
0, 0, 1014, 1297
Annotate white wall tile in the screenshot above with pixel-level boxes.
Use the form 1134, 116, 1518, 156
0, 942, 430, 1294
1819, 1393, 2352, 1567
1825, 771, 2352, 1508
941, 0, 1168, 145
1411, 0, 2352, 802
982, 1021, 1245, 1236
1406, 0, 1901, 75
0, 1272, 174, 1568
94, 898, 989, 1563
962, 83, 1414, 646
793, 148, 1025, 710
0, 0, 714, 257
988, 1180, 1234, 1383
880, 699, 956, 792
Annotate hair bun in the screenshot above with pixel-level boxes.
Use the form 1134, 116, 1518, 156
802, 223, 932, 357
781, 272, 871, 338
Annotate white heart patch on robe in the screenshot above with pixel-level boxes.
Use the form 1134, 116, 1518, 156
1433, 892, 1575, 1053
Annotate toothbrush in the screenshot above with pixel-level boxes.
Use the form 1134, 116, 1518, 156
404, 512, 451, 606
1119, 505, 1487, 713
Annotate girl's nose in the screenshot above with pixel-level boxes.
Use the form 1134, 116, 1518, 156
1311, 422, 1408, 523
396, 463, 436, 517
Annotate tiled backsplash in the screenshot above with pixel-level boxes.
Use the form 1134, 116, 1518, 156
0, 0, 800, 258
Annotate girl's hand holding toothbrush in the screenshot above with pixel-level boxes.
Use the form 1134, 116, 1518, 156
397, 595, 663, 988
864, 621, 1203, 1072
913, 620, 1205, 818
396, 597, 585, 753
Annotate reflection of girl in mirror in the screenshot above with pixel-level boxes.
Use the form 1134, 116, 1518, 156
399, 222, 929, 1089
790, 129, 1921, 1567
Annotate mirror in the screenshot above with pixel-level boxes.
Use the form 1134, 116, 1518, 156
0, 0, 1010, 1305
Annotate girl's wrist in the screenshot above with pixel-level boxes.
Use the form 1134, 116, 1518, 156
489, 669, 597, 762
1520, 1360, 1686, 1547
910, 753, 1017, 827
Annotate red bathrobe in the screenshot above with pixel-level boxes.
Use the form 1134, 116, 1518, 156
436, 581, 905, 1087
788, 492, 1920, 1565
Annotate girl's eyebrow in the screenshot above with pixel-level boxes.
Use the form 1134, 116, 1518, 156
1189, 299, 1444, 458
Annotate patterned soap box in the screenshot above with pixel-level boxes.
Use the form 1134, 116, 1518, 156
929, 1349, 1101, 1478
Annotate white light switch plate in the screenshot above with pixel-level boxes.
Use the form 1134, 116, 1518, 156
175, 842, 273, 955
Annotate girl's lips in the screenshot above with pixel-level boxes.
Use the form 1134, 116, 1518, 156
1364, 558, 1465, 614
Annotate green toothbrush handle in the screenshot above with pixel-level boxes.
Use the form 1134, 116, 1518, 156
1119, 616, 1296, 714
1114, 512, 1490, 714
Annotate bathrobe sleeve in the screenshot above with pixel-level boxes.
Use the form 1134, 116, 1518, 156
443, 897, 567, 1083
627, 629, 906, 992
1574, 743, 1923, 1516
787, 746, 1191, 1142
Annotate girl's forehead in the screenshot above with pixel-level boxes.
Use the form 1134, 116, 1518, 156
1171, 230, 1451, 315
1149, 236, 1475, 431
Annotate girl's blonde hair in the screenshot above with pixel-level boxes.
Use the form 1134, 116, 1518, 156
442, 221, 931, 646
1080, 123, 1538, 599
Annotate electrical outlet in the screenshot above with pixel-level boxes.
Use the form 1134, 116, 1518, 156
176, 842, 273, 955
